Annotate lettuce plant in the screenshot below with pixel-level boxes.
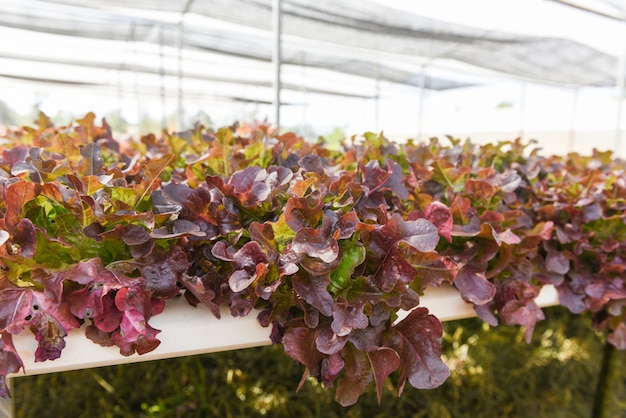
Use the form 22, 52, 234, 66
0, 113, 625, 405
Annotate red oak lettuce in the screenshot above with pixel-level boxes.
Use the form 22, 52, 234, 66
0, 113, 625, 404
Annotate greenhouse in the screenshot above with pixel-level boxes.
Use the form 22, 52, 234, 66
1, 0, 626, 417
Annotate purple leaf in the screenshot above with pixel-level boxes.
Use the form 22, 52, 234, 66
228, 292, 255, 317
79, 143, 104, 176
368, 347, 401, 404
546, 246, 570, 275
556, 283, 586, 314
12, 219, 36, 258
349, 327, 381, 351
337, 211, 359, 239
209, 165, 292, 210
291, 272, 334, 317
0, 332, 23, 397
112, 286, 162, 355
474, 303, 498, 326
497, 229, 521, 245
172, 219, 205, 237
161, 183, 212, 216
321, 352, 344, 388
230, 166, 272, 206
255, 275, 281, 300
386, 307, 450, 391
121, 224, 150, 245
29, 292, 80, 362
376, 247, 418, 292
1, 145, 28, 168
68, 284, 122, 333
315, 326, 348, 355
32, 316, 68, 362
284, 191, 325, 232
335, 344, 371, 406
361, 160, 409, 200
451, 215, 481, 237
608, 322, 626, 349
64, 260, 159, 356
0, 288, 80, 362
282, 322, 324, 391
85, 323, 115, 347
111, 308, 161, 356
299, 154, 325, 174
212, 241, 270, 293
331, 298, 368, 337
129, 240, 155, 259
249, 221, 279, 256
365, 214, 439, 266
422, 202, 453, 242
407, 252, 457, 290
139, 246, 189, 299
500, 300, 545, 343
291, 222, 340, 264
150, 221, 206, 239
454, 264, 496, 305
180, 274, 221, 319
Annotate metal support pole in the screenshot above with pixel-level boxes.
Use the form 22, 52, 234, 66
374, 65, 380, 132
272, 0, 282, 130
568, 87, 579, 152
130, 23, 142, 131
177, 22, 184, 131
616, 29, 626, 157
177, 0, 195, 131
592, 341, 618, 418
519, 82, 527, 139
299, 52, 307, 129
417, 65, 427, 141
159, 24, 167, 129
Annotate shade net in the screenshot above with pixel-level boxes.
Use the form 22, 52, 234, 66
0, 0, 619, 92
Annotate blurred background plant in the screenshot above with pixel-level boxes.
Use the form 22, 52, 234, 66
13, 305, 625, 418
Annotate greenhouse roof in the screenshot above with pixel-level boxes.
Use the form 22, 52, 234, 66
1, 0, 623, 95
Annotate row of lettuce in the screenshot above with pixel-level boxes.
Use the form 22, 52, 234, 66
0, 112, 624, 405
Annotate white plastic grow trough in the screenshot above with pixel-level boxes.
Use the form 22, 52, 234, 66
7, 283, 560, 377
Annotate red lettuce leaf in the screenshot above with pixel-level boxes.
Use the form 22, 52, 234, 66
282, 321, 325, 391
315, 326, 348, 355
410, 201, 453, 242
454, 263, 496, 305
291, 272, 334, 317
180, 274, 221, 319
375, 246, 419, 292
138, 246, 189, 299
64, 259, 164, 356
331, 298, 369, 337
284, 189, 325, 232
78, 143, 104, 176
335, 344, 371, 406
385, 307, 449, 392
291, 212, 340, 264
4, 181, 41, 232
0, 332, 23, 398
112, 287, 162, 356
363, 213, 439, 267
0, 287, 80, 362
360, 160, 409, 200
369, 347, 401, 404
212, 241, 270, 293
500, 299, 545, 343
